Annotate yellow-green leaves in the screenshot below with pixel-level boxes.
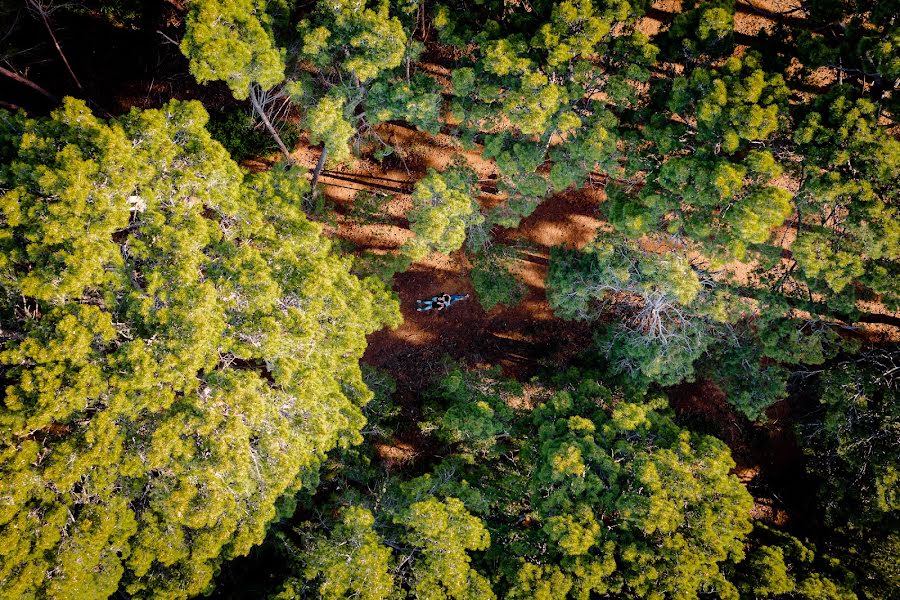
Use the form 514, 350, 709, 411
727, 186, 792, 246
399, 496, 494, 599
0, 99, 399, 599
298, 0, 406, 83
793, 231, 867, 294
502, 71, 568, 136
533, 0, 612, 67
670, 52, 787, 152
181, 0, 286, 99
529, 380, 753, 597
544, 508, 602, 556
403, 167, 484, 260
305, 95, 355, 164
300, 497, 493, 600
639, 152, 794, 258
304, 506, 395, 600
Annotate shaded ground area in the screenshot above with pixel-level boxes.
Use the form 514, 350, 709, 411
1, 4, 233, 116
360, 189, 604, 387
356, 192, 598, 424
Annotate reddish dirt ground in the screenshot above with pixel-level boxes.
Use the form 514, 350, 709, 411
292, 124, 606, 399
359, 196, 599, 388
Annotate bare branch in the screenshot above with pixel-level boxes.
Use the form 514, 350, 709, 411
0, 64, 57, 101
248, 82, 294, 163
26, 0, 82, 90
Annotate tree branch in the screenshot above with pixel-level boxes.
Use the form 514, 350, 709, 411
27, 0, 82, 90
309, 146, 328, 202
248, 83, 294, 163
0, 64, 57, 101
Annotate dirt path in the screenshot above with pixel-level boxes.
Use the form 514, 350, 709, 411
356, 188, 602, 394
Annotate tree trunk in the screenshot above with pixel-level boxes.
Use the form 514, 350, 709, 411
728, 284, 900, 329
0, 65, 57, 102
309, 146, 328, 200
248, 84, 294, 163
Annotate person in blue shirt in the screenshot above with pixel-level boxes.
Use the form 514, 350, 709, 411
416, 293, 469, 311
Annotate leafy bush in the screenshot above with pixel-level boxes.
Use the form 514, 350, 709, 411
471, 246, 526, 311
207, 107, 300, 161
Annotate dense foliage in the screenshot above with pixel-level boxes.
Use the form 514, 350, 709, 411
271, 368, 757, 599
0, 0, 896, 598
796, 351, 900, 600
0, 99, 399, 598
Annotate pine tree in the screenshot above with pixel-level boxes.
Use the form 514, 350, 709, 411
181, 0, 285, 99
0, 99, 400, 599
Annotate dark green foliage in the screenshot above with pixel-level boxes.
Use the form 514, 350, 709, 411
708, 339, 788, 421
792, 350, 900, 600
492, 369, 753, 597
420, 367, 519, 455
799, 351, 899, 525
70, 0, 149, 26
436, 0, 653, 229
793, 89, 900, 309
206, 108, 299, 162
546, 238, 721, 387
352, 251, 413, 285
730, 524, 858, 600
795, 0, 900, 113
281, 461, 494, 600
660, 0, 736, 63
470, 246, 526, 311
544, 237, 858, 419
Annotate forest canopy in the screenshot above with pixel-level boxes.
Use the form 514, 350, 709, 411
0, 0, 897, 598
0, 98, 399, 598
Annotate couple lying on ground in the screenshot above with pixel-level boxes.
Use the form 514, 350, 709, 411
416, 293, 469, 311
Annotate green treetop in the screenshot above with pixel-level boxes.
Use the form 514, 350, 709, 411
284, 492, 493, 599
181, 0, 286, 99
799, 352, 899, 529
544, 236, 826, 420
792, 89, 900, 309
0, 98, 399, 599
796, 0, 900, 114
300, 506, 395, 600
426, 369, 755, 598
730, 524, 858, 600
607, 149, 793, 261
668, 52, 789, 153
438, 0, 655, 229
547, 238, 725, 388
528, 386, 753, 598
297, 0, 407, 85
291, 0, 441, 166
402, 167, 484, 261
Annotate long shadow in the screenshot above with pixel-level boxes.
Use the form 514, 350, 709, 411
319, 170, 413, 194
644, 2, 809, 34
